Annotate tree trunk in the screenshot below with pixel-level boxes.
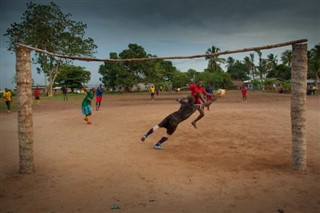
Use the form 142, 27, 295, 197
48, 78, 54, 97
291, 43, 308, 171
16, 45, 34, 174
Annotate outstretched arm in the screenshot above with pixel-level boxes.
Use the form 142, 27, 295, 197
176, 97, 187, 103
176, 85, 189, 92
83, 85, 88, 93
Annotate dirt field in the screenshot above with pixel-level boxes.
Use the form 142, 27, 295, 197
1, 91, 319, 213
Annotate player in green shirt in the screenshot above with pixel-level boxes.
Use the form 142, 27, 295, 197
82, 86, 96, 125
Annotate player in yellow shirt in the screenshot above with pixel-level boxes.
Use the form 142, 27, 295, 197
150, 85, 155, 101
2, 88, 12, 112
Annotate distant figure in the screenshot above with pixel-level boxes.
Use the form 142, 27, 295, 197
160, 85, 163, 92
2, 88, 12, 112
82, 86, 95, 125
150, 85, 155, 101
62, 86, 68, 101
34, 87, 40, 104
95, 84, 106, 110
141, 96, 204, 150
312, 84, 317, 95
205, 83, 213, 110
241, 84, 248, 102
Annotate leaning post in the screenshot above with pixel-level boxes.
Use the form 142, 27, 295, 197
291, 43, 308, 171
16, 45, 34, 174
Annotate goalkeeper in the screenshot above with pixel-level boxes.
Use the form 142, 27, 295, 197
141, 96, 204, 150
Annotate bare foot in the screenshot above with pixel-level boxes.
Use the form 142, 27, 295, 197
191, 121, 197, 129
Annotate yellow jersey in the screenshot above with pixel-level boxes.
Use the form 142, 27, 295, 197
3, 91, 12, 101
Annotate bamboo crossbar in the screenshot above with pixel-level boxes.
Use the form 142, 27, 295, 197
17, 39, 307, 62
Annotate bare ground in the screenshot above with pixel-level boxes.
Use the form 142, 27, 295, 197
1, 91, 320, 213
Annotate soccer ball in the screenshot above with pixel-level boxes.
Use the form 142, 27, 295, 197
176, 88, 181, 92
217, 89, 226, 97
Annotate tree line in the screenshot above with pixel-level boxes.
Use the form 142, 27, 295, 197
4, 2, 320, 95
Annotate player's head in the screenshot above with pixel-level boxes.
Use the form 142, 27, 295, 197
196, 80, 202, 87
187, 95, 195, 104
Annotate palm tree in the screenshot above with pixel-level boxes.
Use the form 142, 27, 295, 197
267, 53, 278, 73
309, 43, 320, 81
226, 56, 235, 70
243, 53, 256, 80
281, 50, 292, 66
255, 50, 266, 79
205, 45, 225, 72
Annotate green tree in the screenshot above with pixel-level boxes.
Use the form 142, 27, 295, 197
227, 60, 249, 80
309, 43, 320, 81
281, 50, 292, 66
266, 53, 278, 74
243, 54, 255, 80
186, 69, 198, 83
99, 44, 179, 91
226, 57, 235, 70
172, 72, 189, 88
118, 44, 149, 91
4, 2, 97, 96
99, 52, 127, 91
156, 60, 178, 82
267, 64, 291, 80
199, 71, 232, 89
55, 65, 91, 91
205, 45, 225, 72
255, 50, 268, 79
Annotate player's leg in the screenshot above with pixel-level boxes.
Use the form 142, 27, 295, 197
6, 101, 10, 112
154, 122, 176, 150
191, 108, 205, 129
96, 98, 99, 110
86, 113, 92, 124
154, 134, 170, 150
141, 125, 159, 141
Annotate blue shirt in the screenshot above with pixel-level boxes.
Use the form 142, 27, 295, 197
96, 87, 105, 97
205, 85, 213, 94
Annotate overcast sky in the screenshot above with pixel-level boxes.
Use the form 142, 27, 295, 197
1, 0, 319, 89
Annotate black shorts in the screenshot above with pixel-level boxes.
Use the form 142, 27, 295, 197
158, 114, 179, 135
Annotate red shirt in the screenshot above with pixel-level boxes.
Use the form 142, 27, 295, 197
189, 84, 205, 104
34, 89, 39, 97
241, 86, 247, 96
189, 84, 205, 97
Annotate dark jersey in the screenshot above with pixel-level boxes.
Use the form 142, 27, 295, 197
158, 98, 201, 135
171, 98, 201, 122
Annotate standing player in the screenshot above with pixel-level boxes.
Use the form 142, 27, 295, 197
241, 84, 248, 102
34, 86, 40, 104
95, 84, 106, 110
150, 85, 155, 101
141, 95, 204, 150
205, 83, 214, 110
82, 86, 95, 125
2, 88, 12, 112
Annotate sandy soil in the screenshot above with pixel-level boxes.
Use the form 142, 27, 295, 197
1, 91, 320, 213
